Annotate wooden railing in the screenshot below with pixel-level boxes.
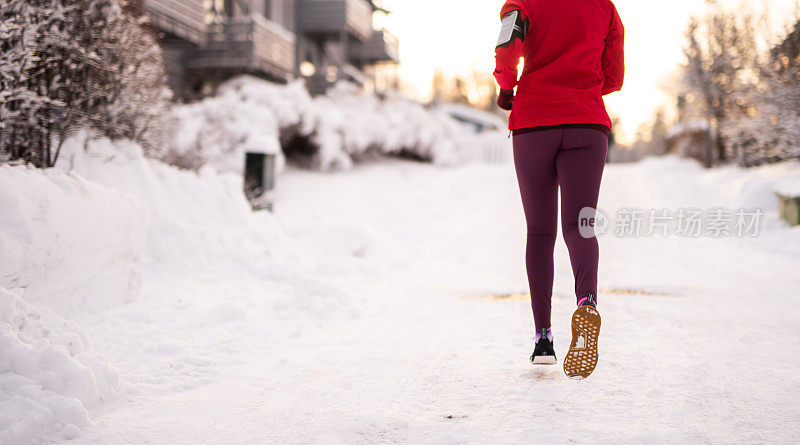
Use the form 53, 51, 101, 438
296, 0, 373, 42
350, 29, 398, 63
144, 0, 207, 45
344, 0, 373, 41
382, 30, 399, 62
192, 17, 295, 80
252, 15, 296, 77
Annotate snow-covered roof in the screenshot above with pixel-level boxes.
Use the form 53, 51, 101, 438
665, 119, 711, 140
774, 177, 800, 197
436, 103, 507, 132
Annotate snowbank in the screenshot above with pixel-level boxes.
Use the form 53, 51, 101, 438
774, 175, 800, 197
54, 131, 304, 281
168, 76, 510, 172
698, 159, 800, 210
0, 287, 119, 444
0, 128, 363, 441
0, 129, 263, 317
0, 78, 514, 442
56, 130, 254, 235
0, 162, 145, 315
53, 130, 359, 323
14, 128, 359, 318
609, 156, 800, 219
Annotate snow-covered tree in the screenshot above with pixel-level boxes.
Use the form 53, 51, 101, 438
82, 0, 171, 155
735, 16, 800, 165
0, 0, 169, 168
681, 5, 758, 165
0, 0, 77, 167
679, 3, 800, 167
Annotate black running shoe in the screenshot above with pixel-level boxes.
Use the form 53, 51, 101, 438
530, 328, 557, 365
579, 292, 598, 308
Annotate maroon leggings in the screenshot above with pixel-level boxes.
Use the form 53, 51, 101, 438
513, 128, 608, 330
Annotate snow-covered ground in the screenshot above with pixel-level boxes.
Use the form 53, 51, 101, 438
2, 134, 799, 443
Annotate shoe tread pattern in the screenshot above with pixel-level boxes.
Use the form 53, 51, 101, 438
563, 305, 601, 379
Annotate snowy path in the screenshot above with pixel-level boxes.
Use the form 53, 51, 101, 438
70, 158, 800, 444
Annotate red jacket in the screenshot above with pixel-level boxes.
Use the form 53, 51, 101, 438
493, 0, 624, 130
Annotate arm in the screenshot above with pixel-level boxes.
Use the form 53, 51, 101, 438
602, 2, 625, 95
493, 0, 530, 93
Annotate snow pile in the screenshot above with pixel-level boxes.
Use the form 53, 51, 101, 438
56, 130, 253, 234
0, 161, 146, 316
0, 128, 362, 442
0, 287, 119, 444
623, 156, 800, 212
55, 131, 301, 281
698, 159, 800, 210
54, 130, 358, 322
168, 76, 510, 172
773, 175, 800, 197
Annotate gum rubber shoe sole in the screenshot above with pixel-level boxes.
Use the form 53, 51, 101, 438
563, 305, 601, 380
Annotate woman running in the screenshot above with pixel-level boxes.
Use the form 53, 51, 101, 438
493, 0, 624, 379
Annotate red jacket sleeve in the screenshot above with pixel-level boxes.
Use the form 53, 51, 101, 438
493, 0, 530, 91
602, 2, 625, 95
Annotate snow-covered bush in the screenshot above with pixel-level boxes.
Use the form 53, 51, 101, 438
169, 76, 504, 173
168, 78, 299, 173
0, 0, 170, 168
313, 82, 466, 166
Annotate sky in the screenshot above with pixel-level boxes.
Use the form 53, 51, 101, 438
380, 0, 799, 142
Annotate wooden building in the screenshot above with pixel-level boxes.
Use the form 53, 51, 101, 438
143, 0, 399, 99
665, 120, 713, 167
771, 20, 800, 72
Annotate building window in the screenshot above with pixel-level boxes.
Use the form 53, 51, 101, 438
205, 0, 232, 22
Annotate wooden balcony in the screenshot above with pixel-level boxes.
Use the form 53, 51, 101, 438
296, 0, 374, 42
190, 16, 296, 80
350, 29, 398, 64
251, 15, 296, 79
143, 0, 207, 45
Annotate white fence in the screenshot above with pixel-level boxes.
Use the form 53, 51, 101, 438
465, 131, 513, 164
